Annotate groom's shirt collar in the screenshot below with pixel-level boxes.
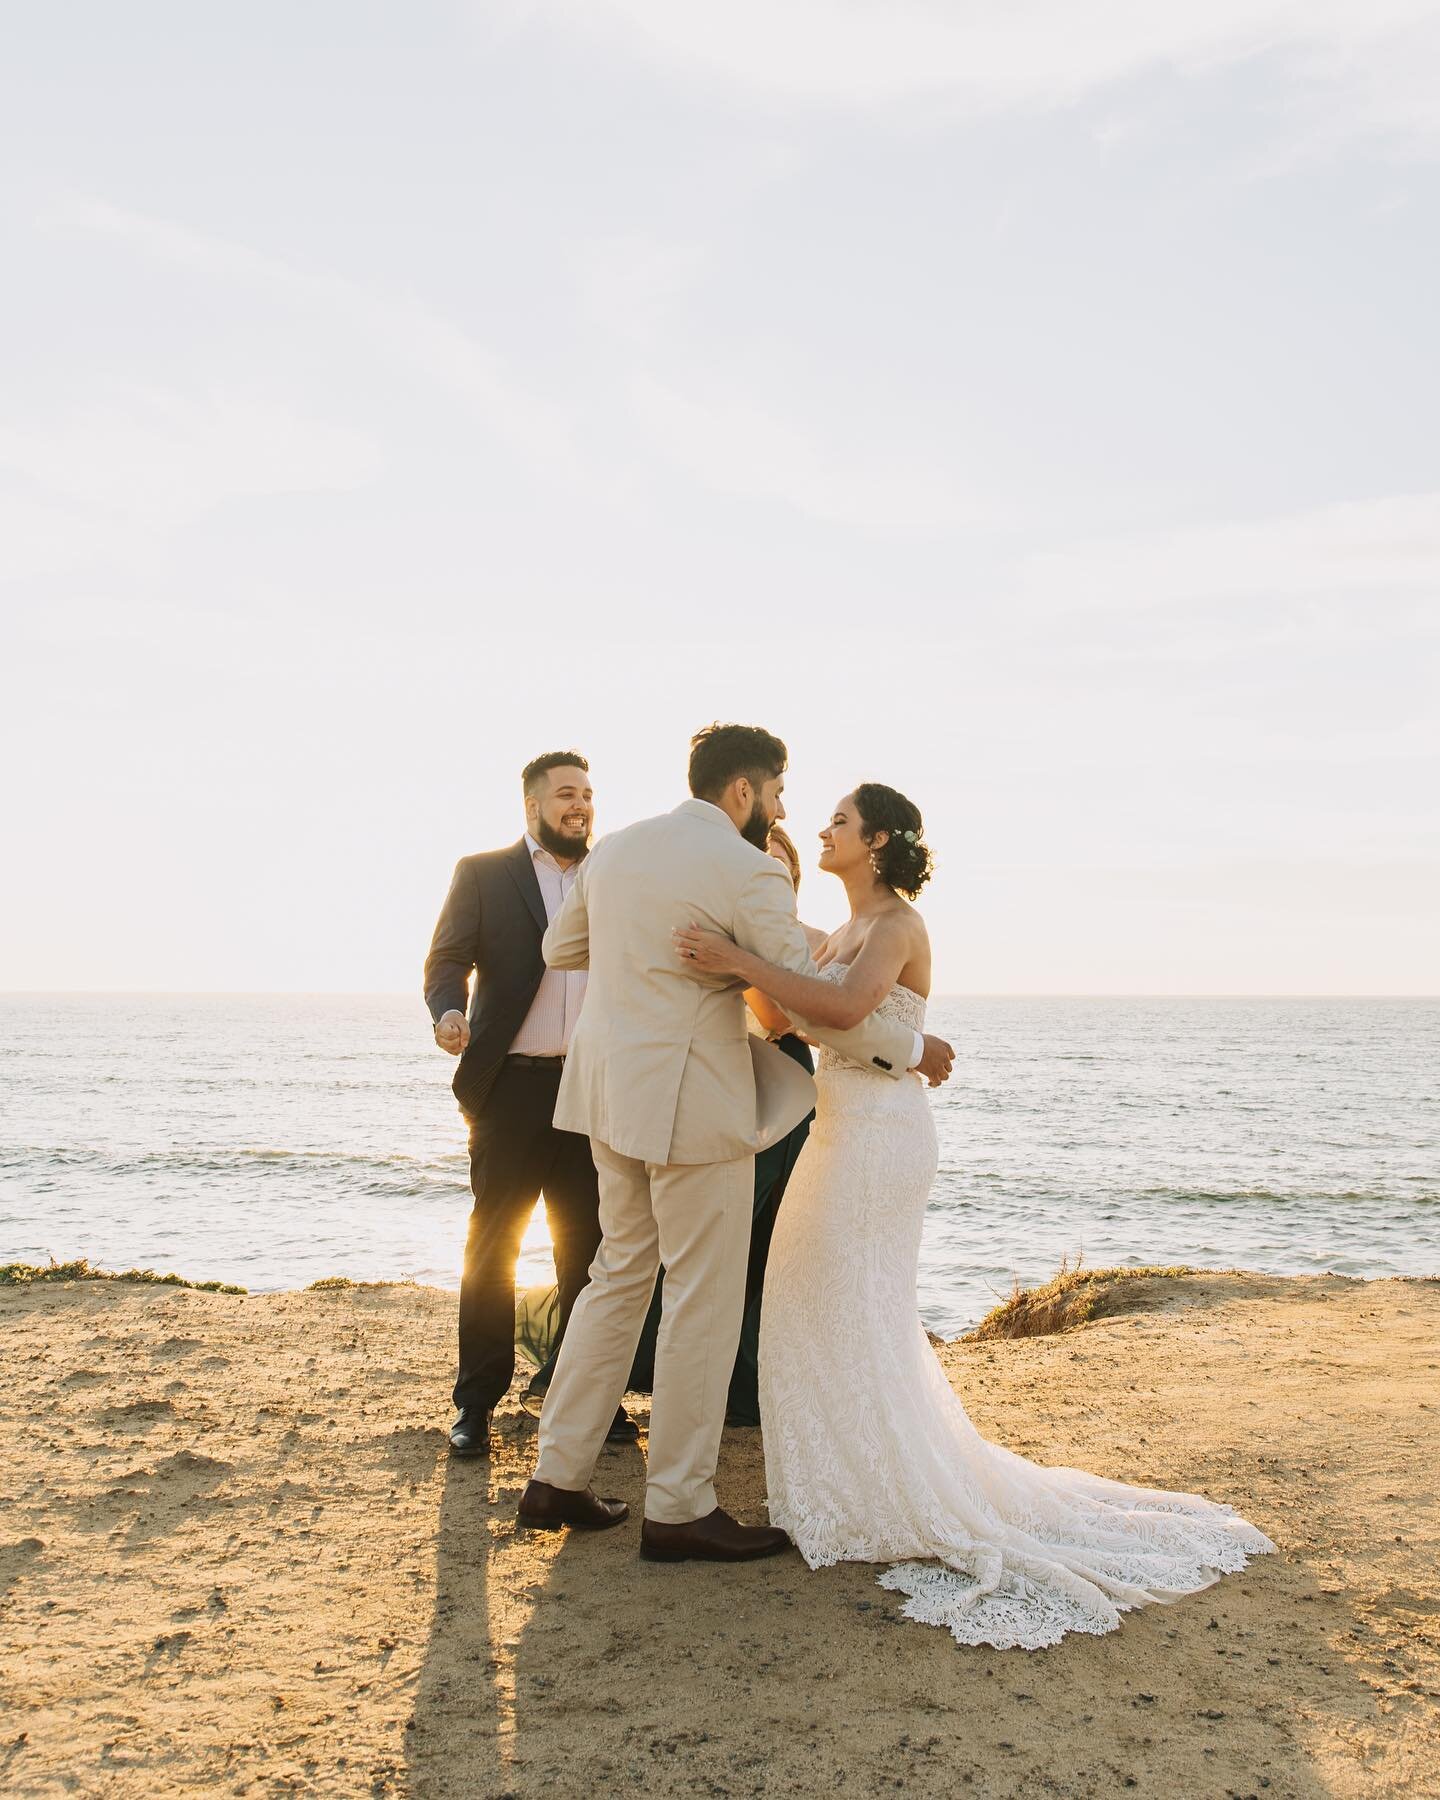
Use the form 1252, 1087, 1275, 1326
675, 797, 737, 833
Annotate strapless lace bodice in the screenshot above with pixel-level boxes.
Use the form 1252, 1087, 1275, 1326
813, 962, 926, 1074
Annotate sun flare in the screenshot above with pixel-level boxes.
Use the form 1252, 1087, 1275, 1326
514, 1199, 556, 1286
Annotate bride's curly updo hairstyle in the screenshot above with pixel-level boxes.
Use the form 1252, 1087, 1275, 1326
852, 782, 934, 901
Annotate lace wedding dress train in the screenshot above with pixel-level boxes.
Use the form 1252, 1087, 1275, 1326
758, 972, 1275, 1651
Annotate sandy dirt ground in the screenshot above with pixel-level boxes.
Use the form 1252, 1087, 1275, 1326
2, 1271, 1437, 1798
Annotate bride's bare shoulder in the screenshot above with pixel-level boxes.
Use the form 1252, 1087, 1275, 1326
883, 894, 930, 948
891, 901, 932, 994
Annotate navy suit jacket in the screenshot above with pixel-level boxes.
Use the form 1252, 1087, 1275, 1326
423, 838, 554, 1121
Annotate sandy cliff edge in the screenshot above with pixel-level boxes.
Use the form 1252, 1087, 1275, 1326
2, 1270, 1436, 1798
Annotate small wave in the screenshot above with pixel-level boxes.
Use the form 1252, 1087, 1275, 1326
227, 1146, 461, 1171
0, 1142, 468, 1198
1135, 1185, 1438, 1206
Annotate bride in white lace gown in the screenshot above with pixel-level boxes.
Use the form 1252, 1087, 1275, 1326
674, 783, 1274, 1651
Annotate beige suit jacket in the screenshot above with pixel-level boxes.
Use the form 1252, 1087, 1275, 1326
544, 799, 917, 1166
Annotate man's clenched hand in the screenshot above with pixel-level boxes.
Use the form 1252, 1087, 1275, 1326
916, 1033, 955, 1088
434, 1010, 470, 1056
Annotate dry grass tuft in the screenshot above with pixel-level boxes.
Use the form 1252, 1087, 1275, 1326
964, 1259, 1207, 1342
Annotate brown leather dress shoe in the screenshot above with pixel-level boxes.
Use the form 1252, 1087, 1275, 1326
516, 1479, 629, 1532
640, 1506, 790, 1563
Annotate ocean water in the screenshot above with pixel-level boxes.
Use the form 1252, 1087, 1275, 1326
1, 994, 1435, 1337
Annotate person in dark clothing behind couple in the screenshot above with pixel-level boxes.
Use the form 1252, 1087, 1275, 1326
424, 751, 637, 1458
619, 822, 817, 1426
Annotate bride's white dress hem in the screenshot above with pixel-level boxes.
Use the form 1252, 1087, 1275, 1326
759, 971, 1276, 1653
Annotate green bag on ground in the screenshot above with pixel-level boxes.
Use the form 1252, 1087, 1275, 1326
515, 1282, 560, 1368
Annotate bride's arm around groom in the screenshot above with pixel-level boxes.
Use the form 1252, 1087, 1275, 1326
548, 826, 945, 1089
724, 852, 951, 1083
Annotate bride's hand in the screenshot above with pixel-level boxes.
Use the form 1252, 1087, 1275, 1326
672, 924, 745, 976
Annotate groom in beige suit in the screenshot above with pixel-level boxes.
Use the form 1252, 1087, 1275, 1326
517, 724, 955, 1560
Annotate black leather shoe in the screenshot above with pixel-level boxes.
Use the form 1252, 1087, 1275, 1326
640, 1507, 790, 1563
606, 1407, 640, 1444
517, 1480, 629, 1531
448, 1407, 491, 1458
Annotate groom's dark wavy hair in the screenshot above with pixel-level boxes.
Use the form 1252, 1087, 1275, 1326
688, 723, 788, 802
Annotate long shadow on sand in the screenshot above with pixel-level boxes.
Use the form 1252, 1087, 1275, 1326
405, 1416, 650, 1798
405, 1446, 506, 1798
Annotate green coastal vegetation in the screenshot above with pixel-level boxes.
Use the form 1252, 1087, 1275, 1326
305, 1275, 418, 1291
0, 1257, 247, 1295
0, 1262, 421, 1297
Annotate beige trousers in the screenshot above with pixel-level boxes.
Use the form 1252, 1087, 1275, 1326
533, 1139, 754, 1524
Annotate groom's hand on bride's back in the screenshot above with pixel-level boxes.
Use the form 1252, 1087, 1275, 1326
916, 1034, 955, 1087
434, 1009, 470, 1055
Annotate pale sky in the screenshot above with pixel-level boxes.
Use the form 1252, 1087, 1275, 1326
2, 2, 1437, 995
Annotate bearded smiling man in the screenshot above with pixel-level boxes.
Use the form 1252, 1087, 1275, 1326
425, 752, 636, 1458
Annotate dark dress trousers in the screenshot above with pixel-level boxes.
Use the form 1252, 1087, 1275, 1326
624, 1031, 816, 1425
424, 840, 603, 1412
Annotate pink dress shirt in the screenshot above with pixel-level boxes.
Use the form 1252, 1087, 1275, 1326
508, 834, 587, 1056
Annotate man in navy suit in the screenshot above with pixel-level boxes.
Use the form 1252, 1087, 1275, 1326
425, 751, 633, 1458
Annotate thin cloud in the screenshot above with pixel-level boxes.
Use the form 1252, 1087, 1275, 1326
0, 383, 381, 523
578, 234, 708, 344
56, 196, 591, 487
1014, 491, 1440, 613
501, 0, 1440, 150
0, 384, 382, 580
630, 372, 992, 529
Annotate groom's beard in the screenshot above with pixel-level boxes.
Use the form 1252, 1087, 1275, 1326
740, 800, 772, 851
535, 816, 590, 862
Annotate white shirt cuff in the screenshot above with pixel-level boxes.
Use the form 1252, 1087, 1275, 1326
908, 1030, 925, 1070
